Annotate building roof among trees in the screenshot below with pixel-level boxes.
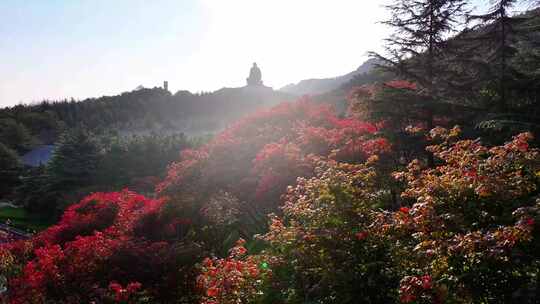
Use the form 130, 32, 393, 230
21, 145, 55, 167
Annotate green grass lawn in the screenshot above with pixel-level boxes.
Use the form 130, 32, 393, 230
0, 207, 53, 233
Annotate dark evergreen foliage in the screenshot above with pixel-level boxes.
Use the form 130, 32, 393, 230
370, 0, 469, 98
467, 0, 531, 111
0, 143, 21, 198
95, 133, 192, 193
47, 128, 101, 190
15, 132, 195, 218
0, 118, 36, 153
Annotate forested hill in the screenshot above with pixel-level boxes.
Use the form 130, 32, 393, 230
0, 84, 292, 220
0, 85, 292, 149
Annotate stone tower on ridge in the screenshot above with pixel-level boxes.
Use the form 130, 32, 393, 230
246, 62, 263, 86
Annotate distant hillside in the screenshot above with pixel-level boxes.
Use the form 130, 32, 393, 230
0, 85, 293, 150
279, 58, 378, 96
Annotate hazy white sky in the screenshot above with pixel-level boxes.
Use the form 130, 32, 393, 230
0, 0, 525, 107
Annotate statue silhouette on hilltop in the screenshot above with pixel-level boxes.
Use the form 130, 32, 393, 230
246, 62, 263, 86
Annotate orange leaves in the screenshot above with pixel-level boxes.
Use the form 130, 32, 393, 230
399, 207, 410, 214
383, 128, 540, 302
206, 286, 219, 298
398, 129, 539, 207
197, 239, 269, 304
384, 80, 418, 91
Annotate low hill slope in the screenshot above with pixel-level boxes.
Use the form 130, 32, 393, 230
279, 58, 378, 96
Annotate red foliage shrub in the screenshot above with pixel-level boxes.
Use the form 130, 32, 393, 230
108, 281, 142, 302
2, 190, 202, 303
197, 239, 270, 304
157, 99, 388, 229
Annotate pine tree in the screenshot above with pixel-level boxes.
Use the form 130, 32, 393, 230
0, 143, 21, 197
457, 2, 540, 141
15, 165, 58, 217
370, 0, 470, 129
0, 118, 35, 152
371, 0, 469, 102
370, 0, 469, 165
467, 0, 529, 111
47, 127, 101, 191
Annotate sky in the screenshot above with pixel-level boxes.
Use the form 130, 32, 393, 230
0, 0, 529, 107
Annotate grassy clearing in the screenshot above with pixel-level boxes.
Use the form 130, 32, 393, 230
0, 207, 52, 233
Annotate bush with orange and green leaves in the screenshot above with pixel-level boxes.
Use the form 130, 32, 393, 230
381, 128, 540, 303
196, 239, 273, 304
202, 128, 539, 303
257, 159, 399, 303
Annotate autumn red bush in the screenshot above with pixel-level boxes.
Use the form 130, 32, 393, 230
1, 190, 202, 303
196, 239, 271, 304
157, 99, 387, 202
156, 99, 388, 250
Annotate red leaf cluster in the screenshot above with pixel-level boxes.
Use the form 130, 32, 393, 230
157, 99, 388, 214
197, 239, 269, 304
1, 190, 198, 303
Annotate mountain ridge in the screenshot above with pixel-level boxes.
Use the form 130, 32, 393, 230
279, 58, 378, 96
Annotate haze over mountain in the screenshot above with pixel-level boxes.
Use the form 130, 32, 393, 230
0, 64, 293, 148
279, 58, 379, 96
